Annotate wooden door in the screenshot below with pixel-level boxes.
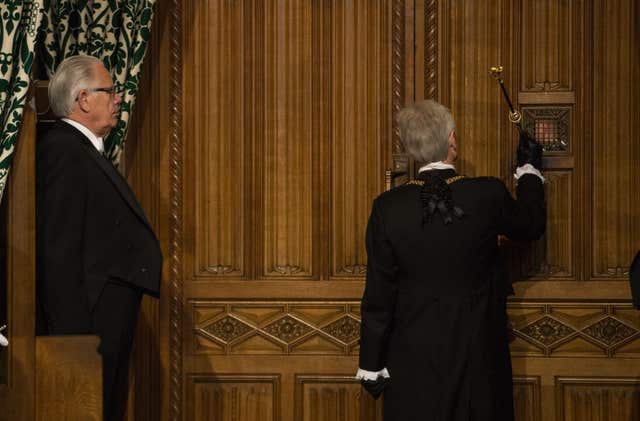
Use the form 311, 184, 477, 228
126, 1, 640, 420
411, 1, 640, 420
168, 1, 406, 419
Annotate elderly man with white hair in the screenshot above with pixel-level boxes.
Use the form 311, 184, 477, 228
357, 100, 546, 421
36, 55, 162, 421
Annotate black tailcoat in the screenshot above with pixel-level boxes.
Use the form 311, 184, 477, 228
359, 169, 545, 421
36, 120, 162, 419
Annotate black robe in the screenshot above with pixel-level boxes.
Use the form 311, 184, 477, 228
359, 169, 545, 421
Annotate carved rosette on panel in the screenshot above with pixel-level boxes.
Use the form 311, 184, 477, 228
321, 315, 360, 344
519, 316, 576, 346
203, 316, 254, 343
583, 317, 637, 347
263, 316, 313, 343
510, 304, 640, 357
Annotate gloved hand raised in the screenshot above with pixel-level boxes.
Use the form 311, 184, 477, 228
516, 130, 543, 170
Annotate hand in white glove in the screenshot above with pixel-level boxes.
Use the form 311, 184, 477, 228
0, 325, 7, 346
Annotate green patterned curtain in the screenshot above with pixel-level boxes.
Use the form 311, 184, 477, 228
0, 1, 42, 202
38, 0, 156, 166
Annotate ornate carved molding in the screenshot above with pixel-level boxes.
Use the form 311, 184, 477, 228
200, 265, 237, 275
270, 265, 304, 276
519, 316, 576, 346
424, 0, 438, 100
510, 304, 640, 358
169, 0, 183, 419
596, 267, 631, 277
391, 0, 405, 154
189, 301, 640, 358
337, 264, 367, 276
193, 302, 361, 355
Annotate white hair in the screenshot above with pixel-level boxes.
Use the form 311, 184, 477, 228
48, 55, 104, 117
396, 100, 456, 164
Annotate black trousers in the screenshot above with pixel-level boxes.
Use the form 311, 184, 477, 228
38, 280, 142, 421
92, 281, 142, 421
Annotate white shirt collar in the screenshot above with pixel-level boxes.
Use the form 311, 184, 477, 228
418, 161, 456, 173
62, 118, 105, 153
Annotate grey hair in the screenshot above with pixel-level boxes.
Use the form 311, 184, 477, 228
48, 55, 104, 117
395, 100, 455, 164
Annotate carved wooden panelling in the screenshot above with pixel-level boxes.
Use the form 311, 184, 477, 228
513, 376, 541, 421
557, 378, 640, 421
520, 0, 573, 92
331, 0, 390, 278
509, 304, 640, 358
538, 171, 572, 278
191, 302, 362, 355
187, 375, 279, 421
591, 0, 640, 279
262, 0, 315, 278
186, 0, 247, 278
295, 375, 380, 421
445, 0, 506, 177
504, 170, 573, 281
191, 301, 640, 358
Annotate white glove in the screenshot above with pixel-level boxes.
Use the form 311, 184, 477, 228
0, 325, 7, 346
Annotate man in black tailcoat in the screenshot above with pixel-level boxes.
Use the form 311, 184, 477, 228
357, 100, 546, 421
36, 55, 162, 421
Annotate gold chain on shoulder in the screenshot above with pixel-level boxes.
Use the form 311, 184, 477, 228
406, 175, 465, 186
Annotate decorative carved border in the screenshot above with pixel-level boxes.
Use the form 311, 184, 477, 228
425, 0, 438, 99
191, 301, 640, 359
192, 302, 361, 355
169, 0, 183, 419
391, 0, 405, 155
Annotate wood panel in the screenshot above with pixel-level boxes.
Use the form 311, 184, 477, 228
331, 0, 390, 278
124, 0, 170, 419
0, 107, 36, 421
35, 336, 102, 421
189, 301, 360, 356
509, 303, 640, 358
521, 0, 573, 92
513, 376, 541, 421
295, 375, 366, 421
186, 375, 279, 421
442, 0, 509, 177
262, 0, 314, 279
557, 378, 640, 421
187, 0, 248, 279
591, 0, 640, 279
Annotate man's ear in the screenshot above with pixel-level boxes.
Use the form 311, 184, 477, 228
76, 90, 91, 113
448, 130, 456, 144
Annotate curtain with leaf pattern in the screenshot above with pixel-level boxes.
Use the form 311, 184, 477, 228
0, 0, 42, 201
38, 0, 156, 166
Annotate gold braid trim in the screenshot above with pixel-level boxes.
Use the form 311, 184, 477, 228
406, 175, 465, 186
